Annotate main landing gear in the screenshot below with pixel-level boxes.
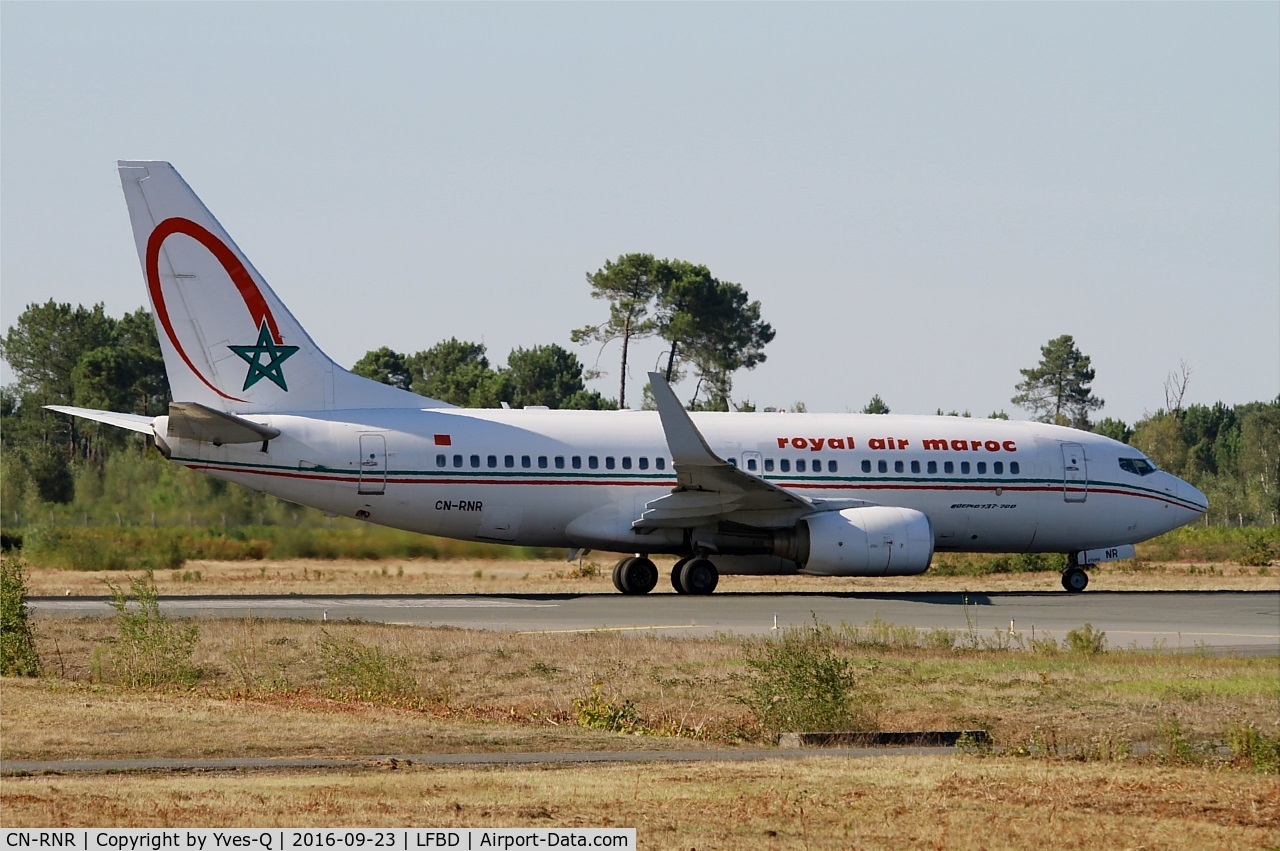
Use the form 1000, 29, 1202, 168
611, 556, 720, 595
670, 557, 718, 595
1061, 564, 1089, 593
611, 556, 658, 595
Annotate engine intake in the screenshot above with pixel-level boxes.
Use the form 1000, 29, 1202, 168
796, 506, 934, 576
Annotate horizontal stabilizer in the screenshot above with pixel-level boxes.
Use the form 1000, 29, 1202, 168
167, 402, 280, 445
45, 406, 155, 434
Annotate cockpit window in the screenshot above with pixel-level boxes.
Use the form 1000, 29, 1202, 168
1119, 457, 1156, 476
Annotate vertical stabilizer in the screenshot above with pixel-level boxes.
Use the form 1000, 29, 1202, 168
117, 161, 445, 413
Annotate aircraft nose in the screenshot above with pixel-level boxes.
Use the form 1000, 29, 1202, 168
1178, 478, 1209, 517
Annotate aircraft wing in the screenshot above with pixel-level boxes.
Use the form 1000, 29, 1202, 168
636, 373, 816, 529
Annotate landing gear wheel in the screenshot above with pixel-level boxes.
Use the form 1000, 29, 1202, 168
621, 556, 658, 595
1061, 566, 1089, 593
671, 559, 691, 594
612, 556, 658, 595
678, 557, 719, 595
611, 558, 630, 594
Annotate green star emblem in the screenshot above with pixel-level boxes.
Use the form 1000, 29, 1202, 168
228, 320, 299, 391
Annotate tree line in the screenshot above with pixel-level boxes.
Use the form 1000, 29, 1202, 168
863, 334, 1279, 526
1, 276, 1275, 528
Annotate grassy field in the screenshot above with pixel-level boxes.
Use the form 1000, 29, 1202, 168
3, 604, 1278, 846
3, 757, 1277, 848
3, 550, 1277, 847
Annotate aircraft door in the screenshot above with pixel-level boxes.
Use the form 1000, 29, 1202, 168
358, 433, 387, 495
1061, 442, 1087, 503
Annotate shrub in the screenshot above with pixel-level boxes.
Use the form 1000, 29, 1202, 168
1226, 722, 1280, 774
97, 576, 200, 687
1065, 622, 1107, 654
0, 557, 41, 677
573, 685, 644, 734
1239, 529, 1275, 567
317, 630, 420, 705
740, 623, 877, 735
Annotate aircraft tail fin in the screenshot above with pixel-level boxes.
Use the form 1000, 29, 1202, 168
117, 161, 446, 413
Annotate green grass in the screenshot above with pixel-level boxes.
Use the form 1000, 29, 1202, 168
13, 523, 558, 571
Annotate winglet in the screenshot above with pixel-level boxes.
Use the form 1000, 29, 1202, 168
647, 372, 724, 469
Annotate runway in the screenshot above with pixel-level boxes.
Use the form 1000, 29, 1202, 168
30, 590, 1280, 654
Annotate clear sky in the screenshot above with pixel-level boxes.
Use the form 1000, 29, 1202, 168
3, 2, 1277, 424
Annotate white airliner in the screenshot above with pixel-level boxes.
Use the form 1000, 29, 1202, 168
50, 161, 1208, 594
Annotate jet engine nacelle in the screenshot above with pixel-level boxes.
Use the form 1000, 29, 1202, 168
797, 506, 934, 576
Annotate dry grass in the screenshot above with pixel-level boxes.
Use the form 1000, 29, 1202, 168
21, 555, 1280, 597
4, 608, 1277, 847
2, 757, 1276, 849
5, 616, 1276, 762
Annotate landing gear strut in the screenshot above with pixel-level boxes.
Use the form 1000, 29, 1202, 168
612, 556, 658, 595
1061, 565, 1089, 593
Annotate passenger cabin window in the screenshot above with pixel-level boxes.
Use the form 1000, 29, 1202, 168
944, 461, 954, 474
554, 456, 565, 469
521, 455, 532, 469
796, 459, 806, 473
828, 460, 838, 473
488, 455, 499, 469
638, 457, 649, 470
765, 459, 775, 472
993, 461, 1003, 474
779, 459, 791, 473
655, 458, 666, 471
436, 454, 446, 467
572, 456, 582, 469
746, 457, 758, 472
504, 455, 514, 468
1119, 458, 1156, 476
1010, 461, 1020, 475
537, 456, 548, 469
861, 460, 872, 474
911, 460, 921, 474
470, 454, 481, 468
927, 460, 937, 474
878, 460, 888, 474
588, 456, 599, 470
960, 461, 970, 475
977, 461, 987, 474
605, 456, 615, 470
894, 460, 904, 473
622, 456, 632, 470
453, 454, 464, 468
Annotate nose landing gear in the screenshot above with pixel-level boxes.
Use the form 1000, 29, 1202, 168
1061, 565, 1089, 592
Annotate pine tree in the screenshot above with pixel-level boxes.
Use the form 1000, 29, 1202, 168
1012, 334, 1104, 429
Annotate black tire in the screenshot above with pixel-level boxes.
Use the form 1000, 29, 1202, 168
622, 556, 659, 595
611, 557, 632, 594
1061, 566, 1089, 593
670, 559, 691, 594
679, 557, 719, 595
